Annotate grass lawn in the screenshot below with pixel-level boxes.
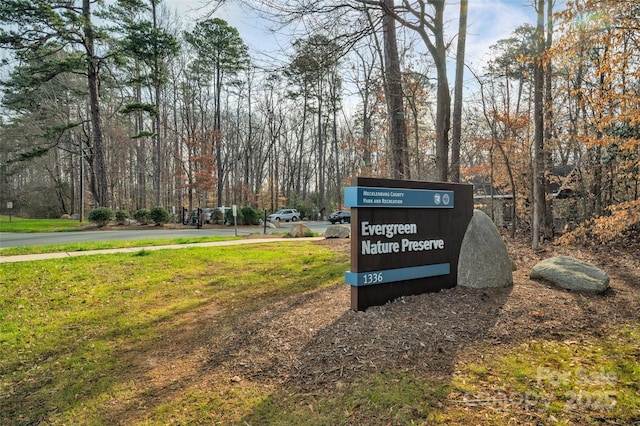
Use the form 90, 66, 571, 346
1, 241, 348, 424
1, 239, 638, 425
0, 235, 242, 256
0, 215, 85, 233
0, 215, 244, 255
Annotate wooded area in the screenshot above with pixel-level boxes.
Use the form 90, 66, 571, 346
1, 0, 638, 246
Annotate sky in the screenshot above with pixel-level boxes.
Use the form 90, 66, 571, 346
163, 0, 539, 74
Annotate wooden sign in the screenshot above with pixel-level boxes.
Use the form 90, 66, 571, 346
345, 177, 473, 311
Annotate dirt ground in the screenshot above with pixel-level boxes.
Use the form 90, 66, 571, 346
110, 235, 640, 423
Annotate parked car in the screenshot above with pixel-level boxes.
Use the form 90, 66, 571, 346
203, 208, 215, 224
266, 209, 300, 223
329, 210, 351, 224
207, 206, 230, 224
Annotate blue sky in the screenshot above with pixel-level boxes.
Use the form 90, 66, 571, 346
165, 0, 540, 72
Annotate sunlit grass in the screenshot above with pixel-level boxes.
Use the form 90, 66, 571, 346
241, 372, 449, 425
1, 240, 637, 425
0, 236, 242, 256
0, 241, 348, 424
0, 215, 85, 233
445, 328, 640, 425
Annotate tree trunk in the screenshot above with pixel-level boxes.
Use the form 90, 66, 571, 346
317, 88, 325, 212
83, 0, 108, 207
532, 0, 545, 250
543, 0, 554, 239
451, 0, 468, 183
215, 66, 224, 207
430, 1, 451, 182
152, 1, 162, 207
382, 0, 409, 180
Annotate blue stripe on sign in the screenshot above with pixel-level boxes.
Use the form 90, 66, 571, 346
345, 263, 450, 287
344, 186, 454, 208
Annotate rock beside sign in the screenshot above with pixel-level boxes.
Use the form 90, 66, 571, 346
289, 223, 312, 238
325, 224, 350, 238
530, 256, 610, 293
458, 210, 513, 288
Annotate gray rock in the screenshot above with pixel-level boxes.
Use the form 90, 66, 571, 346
530, 256, 610, 293
265, 221, 277, 229
325, 224, 350, 238
289, 222, 312, 238
458, 209, 513, 288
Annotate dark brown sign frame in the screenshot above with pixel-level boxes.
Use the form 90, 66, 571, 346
345, 177, 473, 311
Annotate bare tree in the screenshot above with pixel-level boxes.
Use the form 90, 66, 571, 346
451, 0, 468, 182
532, 0, 545, 250
380, 0, 410, 179
379, 1, 450, 181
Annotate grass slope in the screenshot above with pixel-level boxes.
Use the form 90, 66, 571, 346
1, 239, 638, 425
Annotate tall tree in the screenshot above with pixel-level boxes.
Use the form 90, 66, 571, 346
554, 0, 640, 239
184, 18, 249, 207
288, 34, 342, 213
115, 0, 179, 207
383, 1, 450, 181
543, 0, 555, 239
451, 0, 468, 182
0, 0, 111, 206
532, 0, 546, 250
381, 0, 410, 179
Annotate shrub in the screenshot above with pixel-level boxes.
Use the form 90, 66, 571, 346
133, 208, 151, 225
88, 207, 114, 227
225, 208, 243, 225
290, 195, 315, 220
240, 206, 261, 225
211, 209, 224, 224
115, 210, 129, 225
559, 199, 640, 245
149, 206, 171, 225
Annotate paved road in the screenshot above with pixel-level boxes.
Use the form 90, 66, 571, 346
0, 221, 332, 248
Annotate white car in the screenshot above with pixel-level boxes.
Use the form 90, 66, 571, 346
266, 209, 300, 223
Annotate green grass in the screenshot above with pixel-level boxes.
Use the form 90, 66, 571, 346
0, 241, 348, 424
242, 372, 449, 425
0, 236, 241, 256
446, 329, 640, 425
1, 241, 638, 425
0, 215, 85, 233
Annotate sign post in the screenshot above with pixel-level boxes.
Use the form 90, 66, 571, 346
7, 202, 12, 222
232, 204, 238, 236
345, 177, 473, 311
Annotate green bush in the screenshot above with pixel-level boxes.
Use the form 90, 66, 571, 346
88, 207, 114, 227
211, 209, 224, 224
149, 206, 171, 225
115, 210, 129, 225
240, 206, 261, 225
290, 195, 315, 220
133, 208, 150, 225
225, 208, 243, 225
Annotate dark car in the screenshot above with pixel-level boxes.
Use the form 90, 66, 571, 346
329, 210, 351, 224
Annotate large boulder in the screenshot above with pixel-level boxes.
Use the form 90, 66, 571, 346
458, 209, 513, 288
289, 222, 312, 238
530, 256, 610, 293
325, 224, 350, 238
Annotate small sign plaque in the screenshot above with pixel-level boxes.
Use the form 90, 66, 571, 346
345, 186, 454, 208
